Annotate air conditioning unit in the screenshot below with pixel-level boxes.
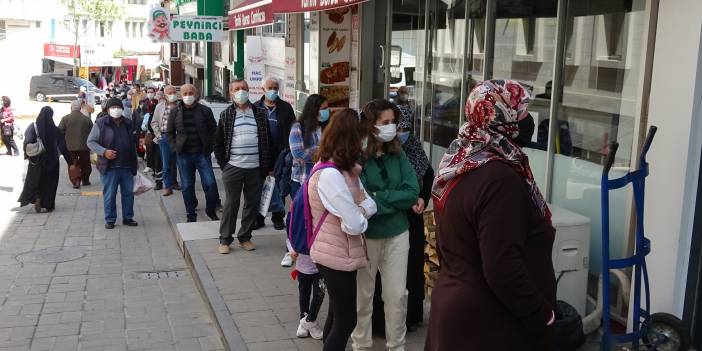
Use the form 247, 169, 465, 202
550, 204, 591, 317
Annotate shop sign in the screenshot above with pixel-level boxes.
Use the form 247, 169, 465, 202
122, 57, 138, 66
147, 7, 171, 42
228, 0, 273, 31
273, 0, 369, 14
176, 0, 195, 6
283, 47, 297, 106
170, 16, 224, 42
80, 46, 114, 67
44, 43, 79, 59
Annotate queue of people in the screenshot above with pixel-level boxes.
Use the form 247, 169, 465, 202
10, 77, 556, 350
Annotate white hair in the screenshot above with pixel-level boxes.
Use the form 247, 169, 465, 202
70, 100, 82, 111
264, 77, 280, 87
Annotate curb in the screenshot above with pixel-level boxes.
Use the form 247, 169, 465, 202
158, 194, 248, 351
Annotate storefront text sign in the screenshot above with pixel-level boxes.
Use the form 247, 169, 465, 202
229, 0, 273, 30
245, 36, 265, 101
273, 0, 369, 13
44, 44, 79, 59
170, 16, 224, 42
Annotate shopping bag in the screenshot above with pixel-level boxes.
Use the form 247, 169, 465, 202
90, 152, 98, 165
258, 176, 275, 217
133, 171, 154, 196
68, 162, 81, 186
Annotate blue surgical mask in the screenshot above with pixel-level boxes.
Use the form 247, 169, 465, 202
265, 89, 279, 101
318, 108, 330, 123
398, 131, 410, 144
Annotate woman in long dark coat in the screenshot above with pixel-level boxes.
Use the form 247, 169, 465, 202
18, 107, 72, 212
425, 80, 556, 350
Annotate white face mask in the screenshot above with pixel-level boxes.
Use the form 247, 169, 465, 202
109, 108, 123, 119
182, 96, 196, 105
374, 123, 397, 143
147, 93, 155, 100
167, 94, 177, 102
233, 90, 249, 105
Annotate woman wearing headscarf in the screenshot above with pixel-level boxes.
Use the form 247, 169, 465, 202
18, 106, 73, 212
425, 80, 556, 351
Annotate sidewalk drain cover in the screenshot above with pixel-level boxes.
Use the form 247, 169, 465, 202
16, 247, 86, 264
136, 270, 186, 280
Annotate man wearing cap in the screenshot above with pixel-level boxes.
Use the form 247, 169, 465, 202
87, 97, 139, 229
59, 100, 94, 188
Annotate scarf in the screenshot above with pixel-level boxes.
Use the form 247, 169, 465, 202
397, 103, 429, 179
432, 79, 551, 221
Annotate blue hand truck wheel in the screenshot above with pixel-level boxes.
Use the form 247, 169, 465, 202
642, 313, 690, 351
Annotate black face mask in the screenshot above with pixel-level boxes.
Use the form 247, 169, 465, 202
513, 113, 535, 147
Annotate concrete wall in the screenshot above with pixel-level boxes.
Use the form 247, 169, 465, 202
644, 0, 702, 317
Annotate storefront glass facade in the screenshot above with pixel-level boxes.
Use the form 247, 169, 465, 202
399, 0, 654, 274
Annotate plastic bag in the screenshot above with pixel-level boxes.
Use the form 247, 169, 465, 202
133, 171, 154, 196
258, 176, 275, 216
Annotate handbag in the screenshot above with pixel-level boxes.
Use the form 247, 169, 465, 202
25, 123, 45, 157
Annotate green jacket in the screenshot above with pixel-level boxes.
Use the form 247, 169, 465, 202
361, 150, 420, 239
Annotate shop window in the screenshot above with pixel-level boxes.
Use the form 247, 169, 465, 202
261, 14, 287, 37
0, 20, 7, 40
597, 12, 626, 61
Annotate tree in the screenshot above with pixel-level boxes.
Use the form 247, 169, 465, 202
60, 0, 124, 76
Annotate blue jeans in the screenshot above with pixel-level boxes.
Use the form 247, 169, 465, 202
176, 152, 220, 217
101, 168, 135, 224
159, 137, 176, 189
268, 179, 285, 213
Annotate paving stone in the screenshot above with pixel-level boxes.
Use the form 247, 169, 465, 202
247, 339, 298, 351
34, 322, 80, 338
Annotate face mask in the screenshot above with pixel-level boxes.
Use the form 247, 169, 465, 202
147, 93, 155, 100
182, 96, 196, 105
233, 90, 249, 105
109, 108, 123, 119
167, 94, 177, 103
318, 108, 330, 123
398, 94, 409, 102
398, 131, 410, 144
265, 89, 278, 101
374, 123, 397, 143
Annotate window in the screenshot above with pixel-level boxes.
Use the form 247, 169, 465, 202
261, 14, 287, 37
125, 21, 130, 37
0, 20, 6, 40
139, 22, 144, 38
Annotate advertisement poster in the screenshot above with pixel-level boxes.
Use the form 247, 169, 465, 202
318, 7, 352, 108
349, 8, 360, 110
308, 12, 320, 94
147, 7, 171, 42
284, 47, 297, 106
245, 36, 265, 100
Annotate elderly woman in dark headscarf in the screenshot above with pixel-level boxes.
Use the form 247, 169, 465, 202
425, 80, 555, 351
18, 106, 72, 212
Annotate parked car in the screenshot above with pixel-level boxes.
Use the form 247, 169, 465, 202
29, 74, 107, 104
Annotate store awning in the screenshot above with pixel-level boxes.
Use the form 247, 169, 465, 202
228, 0, 273, 30
272, 0, 369, 14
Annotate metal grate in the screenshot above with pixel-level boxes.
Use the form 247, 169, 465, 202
136, 270, 187, 280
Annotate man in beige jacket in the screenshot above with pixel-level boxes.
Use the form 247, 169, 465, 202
150, 85, 180, 195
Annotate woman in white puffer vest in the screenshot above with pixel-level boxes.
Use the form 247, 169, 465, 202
308, 108, 377, 351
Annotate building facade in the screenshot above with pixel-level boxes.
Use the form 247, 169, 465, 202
214, 0, 702, 345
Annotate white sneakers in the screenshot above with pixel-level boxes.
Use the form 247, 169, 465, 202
281, 252, 294, 267
297, 314, 323, 340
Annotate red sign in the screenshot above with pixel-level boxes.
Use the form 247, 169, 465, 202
272, 0, 369, 14
43, 43, 79, 58
122, 58, 138, 66
228, 0, 273, 30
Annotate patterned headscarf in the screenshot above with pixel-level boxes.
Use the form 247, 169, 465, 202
432, 79, 551, 220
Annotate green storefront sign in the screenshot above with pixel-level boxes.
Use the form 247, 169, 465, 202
169, 16, 223, 42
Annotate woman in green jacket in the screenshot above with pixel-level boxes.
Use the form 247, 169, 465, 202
351, 99, 420, 351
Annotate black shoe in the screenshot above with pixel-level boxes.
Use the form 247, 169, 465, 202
173, 183, 181, 191
206, 211, 219, 221
186, 215, 197, 223
82, 180, 91, 186
122, 219, 138, 226
105, 223, 115, 229
252, 214, 265, 230
154, 181, 163, 191
272, 216, 285, 230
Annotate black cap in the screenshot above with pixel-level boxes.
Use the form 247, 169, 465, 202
105, 97, 123, 110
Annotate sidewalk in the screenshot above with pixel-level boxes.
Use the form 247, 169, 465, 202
159, 169, 428, 351
0, 154, 224, 351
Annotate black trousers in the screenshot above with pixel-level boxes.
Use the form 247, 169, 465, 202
2, 134, 18, 155
69, 150, 92, 184
317, 264, 357, 351
218, 165, 262, 244
298, 272, 325, 322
